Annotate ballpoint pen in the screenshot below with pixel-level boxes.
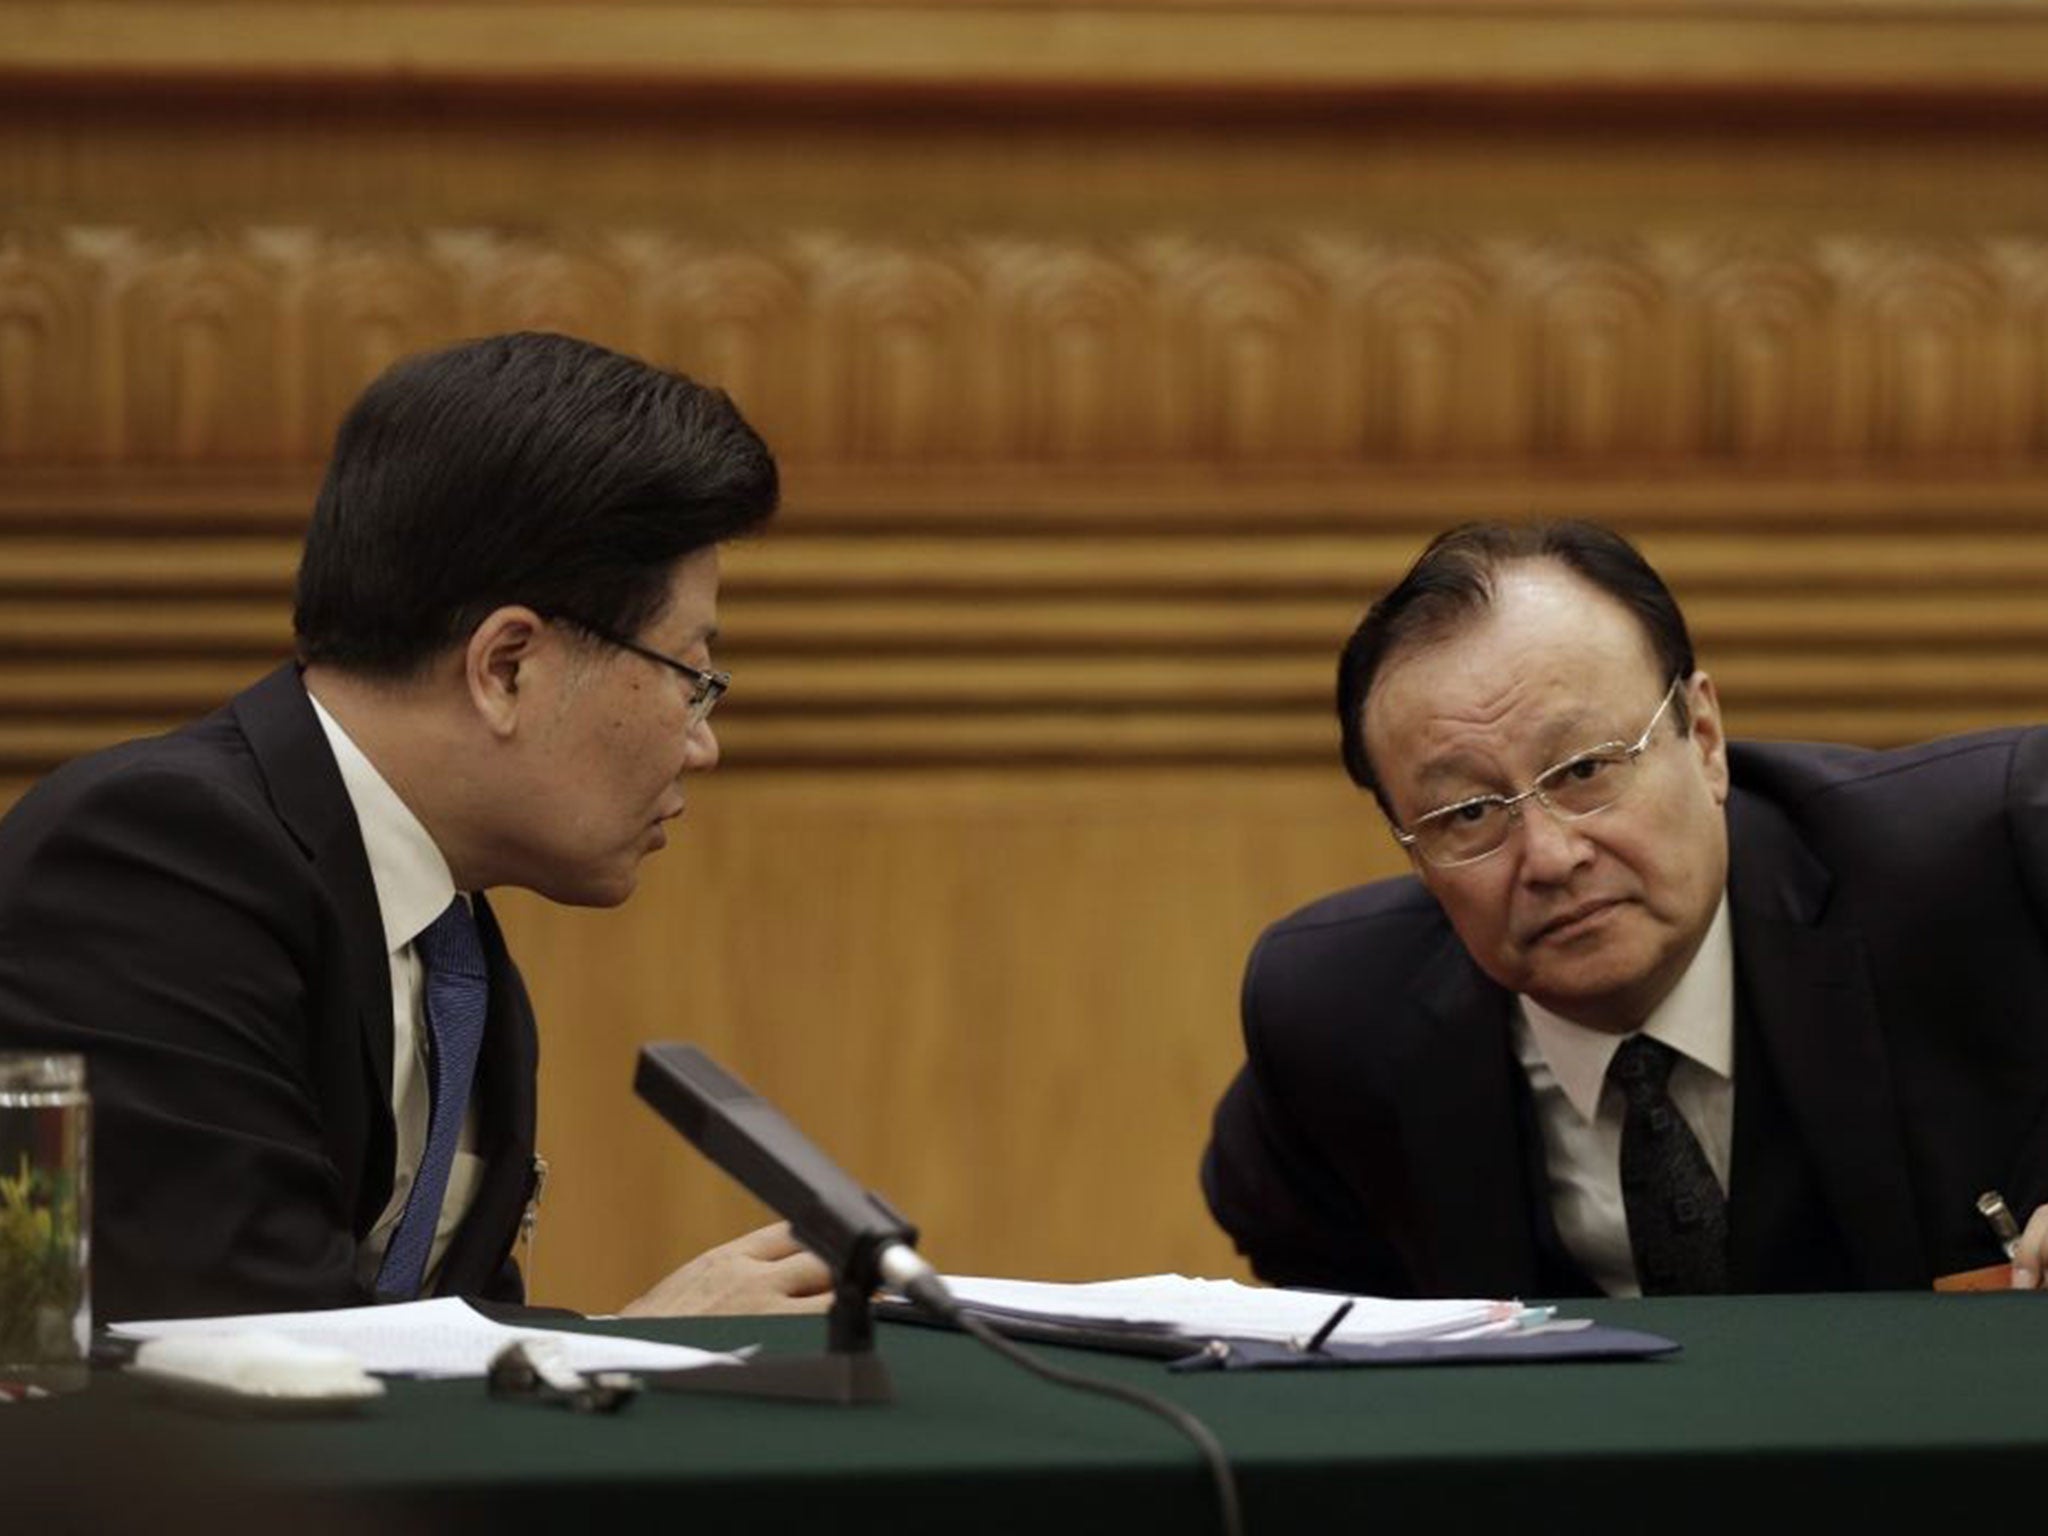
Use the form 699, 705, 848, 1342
1977, 1189, 2022, 1260
1291, 1299, 1354, 1354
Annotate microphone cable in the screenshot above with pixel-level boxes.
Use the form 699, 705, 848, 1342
899, 1274, 1244, 1536
632, 1045, 1244, 1534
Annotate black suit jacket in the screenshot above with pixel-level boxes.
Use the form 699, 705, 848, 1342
0, 665, 539, 1321
1203, 729, 2048, 1298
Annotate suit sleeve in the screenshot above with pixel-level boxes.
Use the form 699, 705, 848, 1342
1201, 927, 1418, 1297
0, 764, 367, 1321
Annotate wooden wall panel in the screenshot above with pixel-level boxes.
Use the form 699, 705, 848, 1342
3, 1, 2047, 1302
490, 769, 1398, 1305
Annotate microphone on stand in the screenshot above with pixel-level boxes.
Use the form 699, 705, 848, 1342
633, 1043, 959, 1402
632, 1041, 1243, 1533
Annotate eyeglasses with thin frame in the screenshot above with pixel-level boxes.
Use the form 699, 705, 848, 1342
543, 612, 730, 727
1391, 676, 1687, 869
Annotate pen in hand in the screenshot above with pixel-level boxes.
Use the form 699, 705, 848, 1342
1977, 1190, 2028, 1286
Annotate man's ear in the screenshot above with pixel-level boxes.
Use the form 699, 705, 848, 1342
1686, 670, 1731, 806
465, 607, 547, 739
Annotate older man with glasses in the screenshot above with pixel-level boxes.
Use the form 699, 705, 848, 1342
1203, 520, 2048, 1300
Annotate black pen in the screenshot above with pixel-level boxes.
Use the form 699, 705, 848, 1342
1293, 1298, 1354, 1354
1977, 1189, 2022, 1260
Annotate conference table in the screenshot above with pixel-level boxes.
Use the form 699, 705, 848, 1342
9, 1291, 2042, 1533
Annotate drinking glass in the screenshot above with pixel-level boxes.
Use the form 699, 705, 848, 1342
0, 1053, 90, 1394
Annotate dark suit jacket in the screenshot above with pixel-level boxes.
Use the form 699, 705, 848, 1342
0, 664, 539, 1321
1203, 729, 2048, 1298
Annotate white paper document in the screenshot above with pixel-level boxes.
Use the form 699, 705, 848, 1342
112, 1296, 738, 1379
937, 1274, 1531, 1345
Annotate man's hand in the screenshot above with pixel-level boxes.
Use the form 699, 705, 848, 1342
619, 1221, 833, 1316
2009, 1205, 2048, 1289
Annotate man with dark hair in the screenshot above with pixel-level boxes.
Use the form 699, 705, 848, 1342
0, 332, 830, 1321
1204, 520, 2048, 1299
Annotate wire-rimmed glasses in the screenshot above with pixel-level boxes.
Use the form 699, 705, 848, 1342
543, 613, 730, 727
1391, 676, 1686, 869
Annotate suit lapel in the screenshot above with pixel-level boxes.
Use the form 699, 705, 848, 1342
232, 664, 397, 1235
1725, 789, 1926, 1288
228, 666, 539, 1296
1396, 931, 1548, 1296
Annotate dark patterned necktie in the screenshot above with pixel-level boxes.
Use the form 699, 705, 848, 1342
375, 896, 489, 1301
1611, 1034, 1729, 1295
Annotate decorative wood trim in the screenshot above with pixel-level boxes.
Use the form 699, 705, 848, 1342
4, 85, 2045, 785
0, 463, 2041, 779
10, 2, 2048, 101
11, 231, 2048, 470
8, 463, 2048, 532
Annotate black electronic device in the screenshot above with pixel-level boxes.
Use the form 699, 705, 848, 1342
633, 1042, 955, 1404
632, 1043, 1243, 1532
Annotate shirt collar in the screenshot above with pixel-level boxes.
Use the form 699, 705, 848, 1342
307, 691, 459, 955
1518, 893, 1735, 1123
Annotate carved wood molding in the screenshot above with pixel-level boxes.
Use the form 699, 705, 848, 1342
4, 227, 2046, 786
9, 228, 2048, 468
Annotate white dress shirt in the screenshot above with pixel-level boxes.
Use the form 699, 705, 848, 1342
308, 694, 483, 1291
1511, 894, 1735, 1298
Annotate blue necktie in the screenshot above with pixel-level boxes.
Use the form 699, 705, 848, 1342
375, 896, 489, 1301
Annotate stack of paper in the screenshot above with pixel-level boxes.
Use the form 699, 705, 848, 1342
937, 1274, 1535, 1345
112, 1296, 736, 1379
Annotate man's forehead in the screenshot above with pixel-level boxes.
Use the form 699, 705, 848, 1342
1404, 710, 1622, 800
1364, 578, 1666, 783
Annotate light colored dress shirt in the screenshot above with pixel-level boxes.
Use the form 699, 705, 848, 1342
1511, 894, 1735, 1298
308, 694, 483, 1292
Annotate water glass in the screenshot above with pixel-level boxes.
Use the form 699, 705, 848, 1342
0, 1053, 90, 1394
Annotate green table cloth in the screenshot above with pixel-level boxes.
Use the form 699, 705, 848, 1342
7, 1292, 2041, 1533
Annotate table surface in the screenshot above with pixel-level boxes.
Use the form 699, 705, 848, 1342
8, 1291, 2044, 1534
